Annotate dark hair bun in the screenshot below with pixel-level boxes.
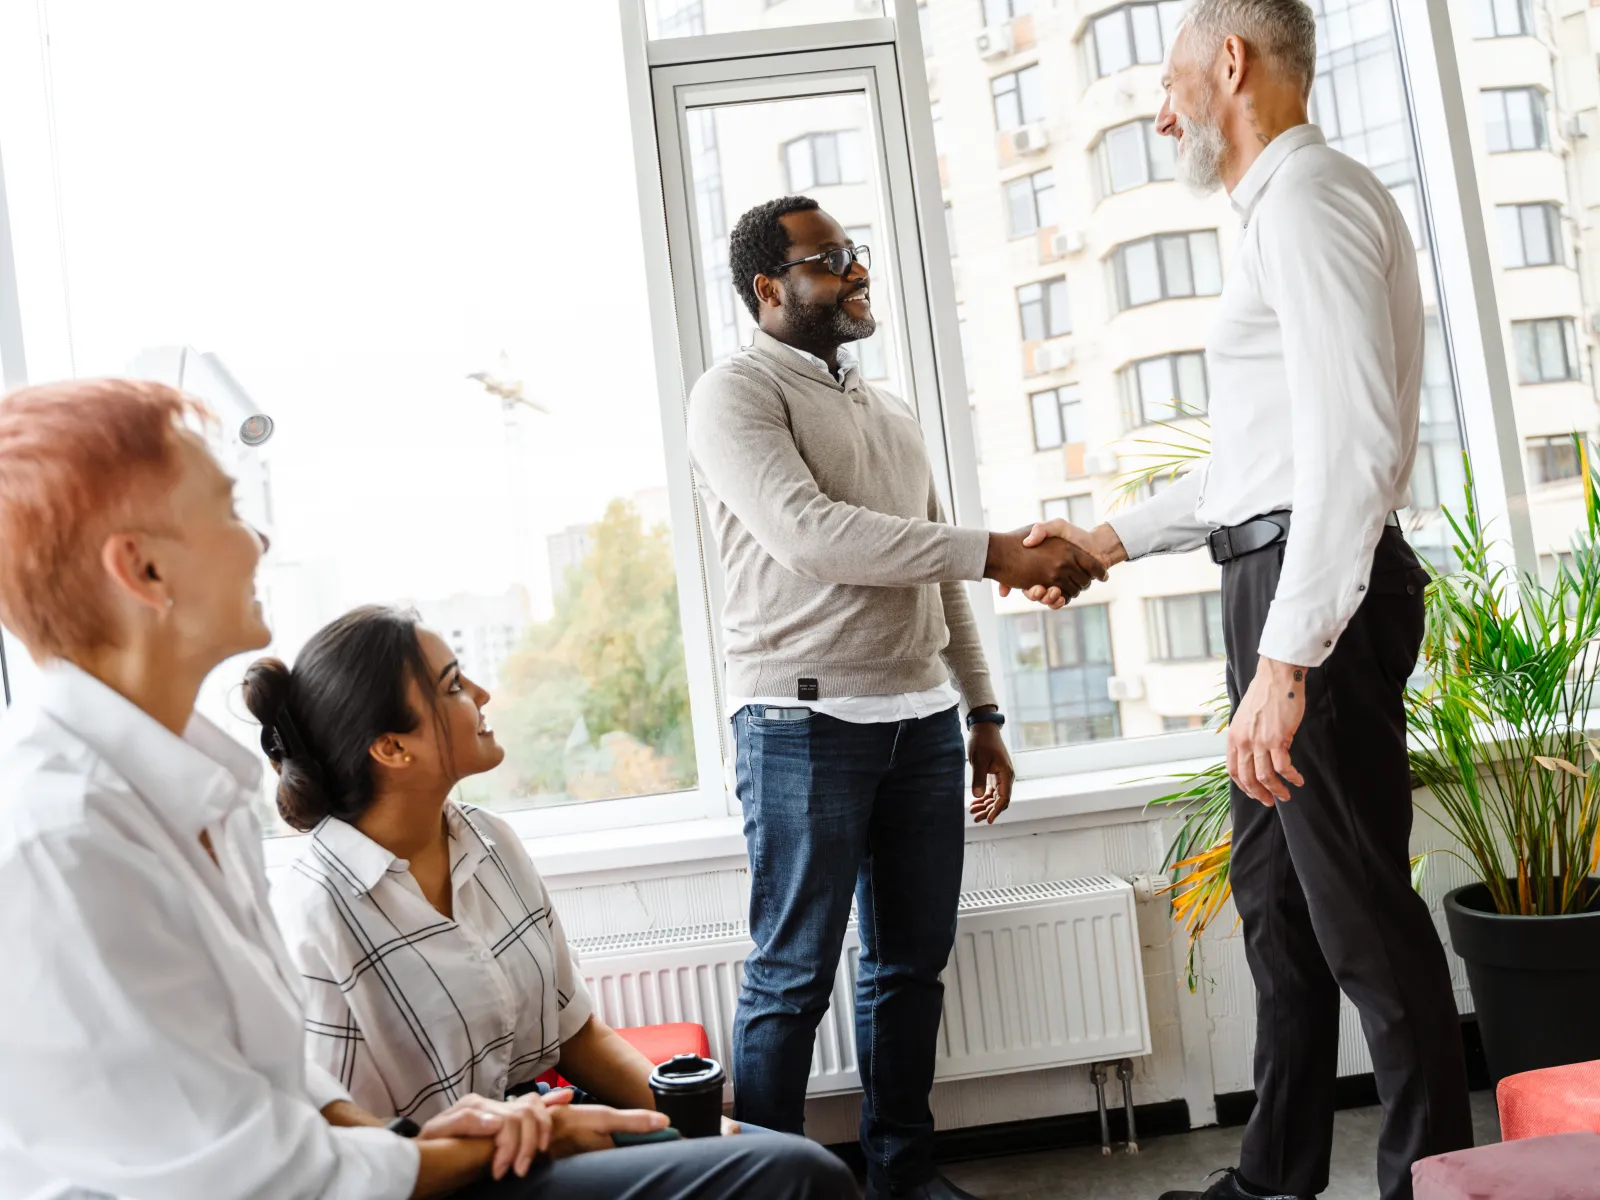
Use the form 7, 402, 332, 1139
242, 656, 333, 832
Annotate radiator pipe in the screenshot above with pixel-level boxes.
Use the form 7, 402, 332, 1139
1089, 1063, 1112, 1156
1118, 1058, 1139, 1154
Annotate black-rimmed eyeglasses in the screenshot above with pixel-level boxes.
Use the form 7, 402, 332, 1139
773, 245, 871, 278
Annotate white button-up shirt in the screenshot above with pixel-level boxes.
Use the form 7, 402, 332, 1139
273, 803, 594, 1123
0, 662, 417, 1200
1109, 124, 1423, 667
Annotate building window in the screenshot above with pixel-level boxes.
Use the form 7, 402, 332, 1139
1147, 592, 1225, 661
1527, 435, 1586, 485
1094, 118, 1175, 196
1086, 1, 1185, 79
918, 2, 935, 57
1031, 384, 1085, 451
1482, 88, 1548, 153
653, 0, 705, 37
1001, 605, 1120, 749
1119, 351, 1208, 425
1497, 203, 1562, 268
1005, 167, 1058, 238
1513, 318, 1581, 384
1043, 494, 1095, 527
1110, 231, 1223, 310
991, 64, 1046, 132
783, 130, 866, 191
983, 0, 1034, 24
1473, 0, 1532, 37
1018, 276, 1070, 342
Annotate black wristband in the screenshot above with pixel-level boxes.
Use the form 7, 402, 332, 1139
385, 1116, 421, 1138
965, 709, 1006, 730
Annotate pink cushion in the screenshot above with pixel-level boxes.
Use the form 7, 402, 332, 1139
535, 1022, 711, 1089
1413, 1133, 1600, 1198
1498, 1060, 1600, 1141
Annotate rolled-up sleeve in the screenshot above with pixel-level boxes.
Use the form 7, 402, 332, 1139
0, 826, 419, 1200
1255, 180, 1404, 667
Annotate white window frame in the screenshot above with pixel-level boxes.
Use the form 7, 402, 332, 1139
0, 0, 1539, 838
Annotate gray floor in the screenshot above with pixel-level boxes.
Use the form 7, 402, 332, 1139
940, 1091, 1500, 1199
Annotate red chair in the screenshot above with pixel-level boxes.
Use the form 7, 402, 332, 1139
535, 1022, 712, 1090
1498, 1060, 1600, 1141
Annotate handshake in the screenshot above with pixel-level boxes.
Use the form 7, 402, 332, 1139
984, 518, 1128, 608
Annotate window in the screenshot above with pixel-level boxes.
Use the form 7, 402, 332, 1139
1042, 494, 1094, 527
1474, 0, 1533, 38
1110, 231, 1223, 310
1017, 276, 1070, 342
1030, 384, 1085, 451
1001, 605, 1120, 749
1483, 88, 1548, 153
1086, 1, 1185, 78
1147, 593, 1225, 661
1094, 118, 1175, 196
783, 129, 866, 191
1005, 168, 1058, 238
919, 2, 935, 58
1527, 435, 1586, 485
16, 3, 703, 830
983, 0, 1034, 24
651, 0, 884, 36
1120, 352, 1208, 425
991, 65, 1045, 132
1497, 203, 1562, 268
653, 0, 705, 38
1513, 319, 1582, 384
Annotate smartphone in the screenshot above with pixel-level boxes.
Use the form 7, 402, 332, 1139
612, 1127, 684, 1147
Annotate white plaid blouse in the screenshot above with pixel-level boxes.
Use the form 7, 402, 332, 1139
273, 802, 593, 1121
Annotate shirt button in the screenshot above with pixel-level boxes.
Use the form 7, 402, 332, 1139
1358, 584, 1366, 591
1325, 640, 1332, 648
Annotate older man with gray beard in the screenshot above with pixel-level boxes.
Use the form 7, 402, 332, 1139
1014, 3, 1474, 1198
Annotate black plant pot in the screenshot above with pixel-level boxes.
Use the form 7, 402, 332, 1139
1444, 882, 1600, 1083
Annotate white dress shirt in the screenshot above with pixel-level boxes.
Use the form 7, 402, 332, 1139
0, 662, 417, 1200
1109, 124, 1422, 668
727, 338, 964, 724
274, 803, 594, 1123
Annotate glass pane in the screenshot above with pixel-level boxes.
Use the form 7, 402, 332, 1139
1046, 278, 1071, 337
1203, 593, 1225, 657
647, 0, 884, 38
1506, 89, 1538, 150
1189, 232, 1223, 294
1106, 123, 1147, 193
43, 2, 700, 826
1018, 65, 1046, 126
1060, 389, 1087, 443
1176, 352, 1208, 412
1496, 205, 1526, 267
1129, 4, 1163, 63
683, 92, 904, 399
1146, 120, 1177, 180
1520, 205, 1553, 266
1159, 235, 1193, 297
1034, 170, 1060, 229
993, 77, 1022, 132
1163, 597, 1206, 660
1005, 176, 1035, 237
1513, 323, 1541, 383
1137, 357, 1177, 423
1482, 92, 1510, 152
1122, 240, 1162, 307
1093, 11, 1132, 76
1535, 321, 1565, 381
1032, 390, 1063, 448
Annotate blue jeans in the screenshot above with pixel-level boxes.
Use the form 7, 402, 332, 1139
730, 704, 965, 1196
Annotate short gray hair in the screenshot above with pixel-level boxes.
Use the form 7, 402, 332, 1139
1182, 0, 1318, 93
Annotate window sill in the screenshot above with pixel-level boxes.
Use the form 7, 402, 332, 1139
529, 754, 1217, 885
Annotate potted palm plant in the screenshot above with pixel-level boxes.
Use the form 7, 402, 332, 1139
1146, 441, 1600, 1082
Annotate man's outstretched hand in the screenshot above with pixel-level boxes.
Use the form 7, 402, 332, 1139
997, 520, 1127, 609
985, 527, 1108, 602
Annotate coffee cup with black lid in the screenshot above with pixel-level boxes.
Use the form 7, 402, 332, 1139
647, 1054, 725, 1138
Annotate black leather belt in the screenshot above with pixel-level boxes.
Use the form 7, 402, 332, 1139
1208, 510, 1400, 565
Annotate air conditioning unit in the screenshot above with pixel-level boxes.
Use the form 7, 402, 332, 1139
1050, 229, 1087, 258
975, 25, 1013, 60
1010, 123, 1050, 155
1084, 448, 1121, 476
1034, 341, 1074, 373
1565, 114, 1588, 140
1106, 675, 1145, 703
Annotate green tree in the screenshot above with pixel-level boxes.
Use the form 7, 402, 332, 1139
494, 500, 695, 805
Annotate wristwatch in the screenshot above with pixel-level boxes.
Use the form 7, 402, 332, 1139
385, 1116, 421, 1138
965, 709, 1006, 731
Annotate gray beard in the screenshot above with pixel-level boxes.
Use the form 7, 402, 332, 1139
787, 299, 877, 347
1176, 89, 1228, 195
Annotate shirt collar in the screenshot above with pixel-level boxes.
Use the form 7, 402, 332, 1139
36, 659, 261, 838
1230, 122, 1325, 226
752, 328, 859, 387
310, 801, 497, 897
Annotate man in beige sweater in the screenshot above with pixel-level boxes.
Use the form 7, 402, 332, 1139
687, 196, 1100, 1200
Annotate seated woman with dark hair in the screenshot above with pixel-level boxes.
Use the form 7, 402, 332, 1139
255, 606, 848, 1198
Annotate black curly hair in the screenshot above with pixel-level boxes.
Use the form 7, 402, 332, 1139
729, 195, 820, 321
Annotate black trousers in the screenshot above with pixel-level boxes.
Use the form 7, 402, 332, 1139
1223, 525, 1472, 1200
458, 1133, 859, 1199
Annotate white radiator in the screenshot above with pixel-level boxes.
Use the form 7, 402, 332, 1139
569, 876, 1150, 1097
